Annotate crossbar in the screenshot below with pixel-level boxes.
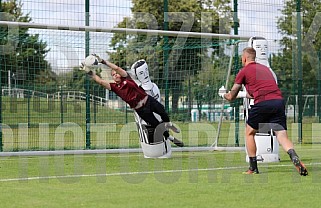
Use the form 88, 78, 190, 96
0, 21, 251, 40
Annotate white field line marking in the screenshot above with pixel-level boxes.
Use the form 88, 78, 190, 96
0, 162, 320, 183
0, 151, 236, 161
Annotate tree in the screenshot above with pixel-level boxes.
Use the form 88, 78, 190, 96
275, 0, 321, 96
0, 0, 56, 92
182, 50, 231, 121
108, 0, 232, 113
188, 70, 213, 121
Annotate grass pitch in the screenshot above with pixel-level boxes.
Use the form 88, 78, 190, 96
0, 145, 320, 208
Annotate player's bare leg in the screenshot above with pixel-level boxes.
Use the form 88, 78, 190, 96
243, 125, 259, 174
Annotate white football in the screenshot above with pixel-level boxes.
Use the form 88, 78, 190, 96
84, 55, 99, 67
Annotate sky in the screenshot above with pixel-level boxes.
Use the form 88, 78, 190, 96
236, 1, 285, 51
21, 0, 133, 73
18, 0, 285, 73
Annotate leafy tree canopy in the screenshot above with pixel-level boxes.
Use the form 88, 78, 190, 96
107, 0, 233, 112
276, 0, 321, 95
0, 0, 56, 92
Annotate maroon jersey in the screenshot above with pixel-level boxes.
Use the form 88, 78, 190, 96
110, 76, 147, 108
235, 62, 282, 104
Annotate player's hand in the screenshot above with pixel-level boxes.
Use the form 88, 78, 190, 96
218, 86, 226, 99
79, 62, 95, 77
91, 53, 103, 63
79, 62, 92, 73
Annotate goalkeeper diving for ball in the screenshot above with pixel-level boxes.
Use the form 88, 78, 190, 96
129, 59, 184, 156
80, 54, 184, 154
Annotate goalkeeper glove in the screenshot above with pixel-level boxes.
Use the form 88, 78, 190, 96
218, 86, 227, 99
79, 62, 92, 73
91, 53, 103, 63
79, 62, 95, 77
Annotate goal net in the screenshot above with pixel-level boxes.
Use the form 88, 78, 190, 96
0, 21, 249, 154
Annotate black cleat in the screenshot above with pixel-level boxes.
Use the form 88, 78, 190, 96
168, 136, 184, 147
173, 138, 184, 147
292, 156, 308, 176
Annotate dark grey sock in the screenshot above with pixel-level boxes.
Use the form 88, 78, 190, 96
287, 149, 299, 161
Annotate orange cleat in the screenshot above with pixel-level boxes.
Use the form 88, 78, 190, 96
243, 168, 259, 174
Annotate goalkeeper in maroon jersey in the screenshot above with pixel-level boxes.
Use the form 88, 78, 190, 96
80, 54, 182, 147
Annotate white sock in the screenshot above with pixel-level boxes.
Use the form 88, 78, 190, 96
167, 135, 174, 141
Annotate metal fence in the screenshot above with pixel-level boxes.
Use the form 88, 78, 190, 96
0, 0, 320, 151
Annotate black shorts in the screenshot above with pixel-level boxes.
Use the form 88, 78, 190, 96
135, 95, 170, 128
247, 99, 287, 131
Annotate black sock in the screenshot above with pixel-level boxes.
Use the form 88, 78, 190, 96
249, 157, 258, 171
287, 149, 299, 161
163, 131, 169, 139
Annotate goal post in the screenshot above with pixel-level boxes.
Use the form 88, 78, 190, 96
0, 20, 251, 154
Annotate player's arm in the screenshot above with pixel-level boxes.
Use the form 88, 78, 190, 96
236, 88, 253, 99
101, 60, 128, 78
224, 83, 242, 101
79, 62, 112, 90
90, 71, 111, 90
91, 54, 128, 77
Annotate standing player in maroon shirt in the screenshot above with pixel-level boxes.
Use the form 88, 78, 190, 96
80, 54, 181, 145
219, 47, 308, 176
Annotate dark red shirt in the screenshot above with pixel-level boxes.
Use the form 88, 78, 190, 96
110, 76, 147, 108
235, 62, 282, 104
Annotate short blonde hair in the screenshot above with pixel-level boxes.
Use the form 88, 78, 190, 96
243, 47, 256, 61
111, 69, 116, 76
